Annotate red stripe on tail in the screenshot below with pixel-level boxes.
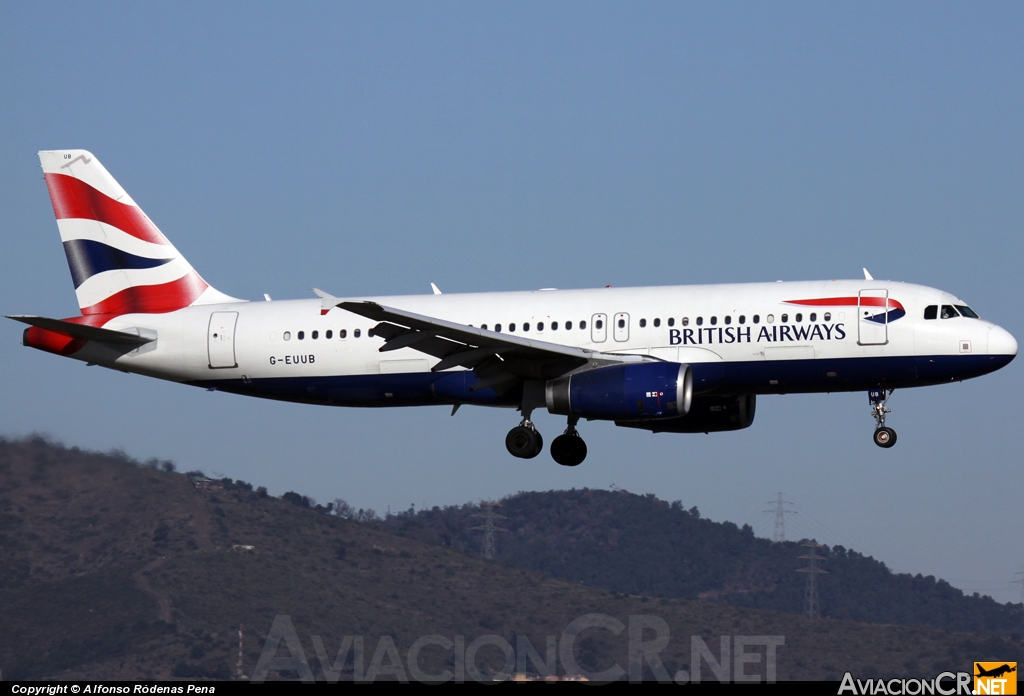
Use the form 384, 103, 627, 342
80, 271, 208, 316
44, 173, 169, 245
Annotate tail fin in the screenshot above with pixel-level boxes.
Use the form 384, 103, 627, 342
38, 150, 241, 317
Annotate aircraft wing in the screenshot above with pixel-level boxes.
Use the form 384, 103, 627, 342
6, 315, 155, 346
334, 299, 646, 393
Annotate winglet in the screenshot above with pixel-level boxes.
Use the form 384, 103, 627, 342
430, 283, 442, 295
312, 288, 341, 315
863, 268, 874, 281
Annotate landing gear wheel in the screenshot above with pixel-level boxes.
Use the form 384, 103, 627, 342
506, 425, 543, 459
868, 389, 897, 449
551, 433, 588, 467
873, 427, 897, 448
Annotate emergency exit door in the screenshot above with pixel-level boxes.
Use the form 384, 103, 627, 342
591, 313, 608, 343
208, 312, 238, 368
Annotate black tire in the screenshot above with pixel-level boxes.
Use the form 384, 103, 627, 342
551, 434, 587, 467
506, 425, 541, 459
873, 427, 897, 448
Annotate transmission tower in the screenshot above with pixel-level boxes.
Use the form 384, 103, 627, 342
237, 623, 245, 680
1012, 568, 1024, 610
763, 492, 795, 542
797, 541, 828, 618
469, 501, 508, 559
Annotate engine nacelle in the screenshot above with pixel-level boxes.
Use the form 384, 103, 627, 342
616, 394, 756, 433
546, 362, 693, 422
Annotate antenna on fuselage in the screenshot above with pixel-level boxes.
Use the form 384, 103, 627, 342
863, 268, 874, 280
430, 283, 442, 295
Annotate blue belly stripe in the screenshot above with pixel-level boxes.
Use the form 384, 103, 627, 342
189, 353, 1013, 408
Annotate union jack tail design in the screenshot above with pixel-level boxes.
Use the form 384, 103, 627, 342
38, 150, 240, 318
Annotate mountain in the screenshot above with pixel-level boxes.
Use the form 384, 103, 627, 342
1, 436, 1020, 681
376, 488, 1024, 636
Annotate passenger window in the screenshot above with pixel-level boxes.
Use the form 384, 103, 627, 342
523, 322, 530, 332
580, 320, 586, 330
781, 314, 788, 323
326, 330, 333, 339
495, 324, 502, 332
509, 323, 516, 332
551, 321, 558, 330
955, 305, 979, 319
794, 314, 802, 323
767, 314, 774, 323
339, 329, 347, 339
710, 316, 717, 325
617, 318, 625, 329
696, 317, 703, 326
924, 306, 937, 320
653, 318, 660, 327
312, 330, 319, 339
481, 324, 488, 330
941, 305, 959, 319
566, 321, 572, 330
594, 320, 602, 330
298, 331, 305, 340
739, 316, 745, 324
538, 322, 544, 331
354, 329, 361, 338
823, 312, 831, 322
753, 315, 759, 324
724, 316, 731, 325
809, 313, 816, 322
283, 331, 291, 341
639, 318, 647, 328
668, 317, 675, 327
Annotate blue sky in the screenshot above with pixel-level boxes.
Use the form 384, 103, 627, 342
2, 3, 1022, 603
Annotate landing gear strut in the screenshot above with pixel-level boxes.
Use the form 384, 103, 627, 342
506, 418, 543, 459
869, 388, 897, 448
550, 417, 588, 467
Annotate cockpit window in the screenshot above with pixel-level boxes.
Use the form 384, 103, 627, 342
924, 305, 937, 320
955, 305, 980, 319
940, 305, 960, 319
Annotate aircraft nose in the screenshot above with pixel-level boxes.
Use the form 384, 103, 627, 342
988, 325, 1018, 357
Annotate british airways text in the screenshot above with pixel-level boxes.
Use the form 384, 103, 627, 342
669, 323, 847, 346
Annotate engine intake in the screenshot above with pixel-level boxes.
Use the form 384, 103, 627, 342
546, 362, 692, 421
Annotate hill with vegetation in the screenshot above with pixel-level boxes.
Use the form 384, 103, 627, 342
1, 436, 1021, 681
376, 489, 1024, 636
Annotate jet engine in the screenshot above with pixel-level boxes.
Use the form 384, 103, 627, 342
616, 394, 756, 433
545, 362, 693, 421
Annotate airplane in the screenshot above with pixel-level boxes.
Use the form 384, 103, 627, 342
7, 150, 1017, 466
975, 664, 1016, 679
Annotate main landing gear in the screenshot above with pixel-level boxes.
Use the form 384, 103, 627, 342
506, 418, 543, 459
550, 417, 587, 467
869, 388, 897, 448
505, 414, 588, 466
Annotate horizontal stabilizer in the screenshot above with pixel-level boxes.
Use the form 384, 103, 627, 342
6, 315, 155, 345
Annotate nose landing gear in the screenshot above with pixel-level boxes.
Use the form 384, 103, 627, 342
869, 388, 897, 448
550, 417, 588, 467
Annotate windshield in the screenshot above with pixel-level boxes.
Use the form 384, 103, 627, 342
955, 305, 980, 319
940, 305, 960, 319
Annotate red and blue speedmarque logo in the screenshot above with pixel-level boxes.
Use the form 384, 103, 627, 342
785, 296, 906, 325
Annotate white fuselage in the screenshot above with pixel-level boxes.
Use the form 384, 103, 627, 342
65, 279, 1015, 410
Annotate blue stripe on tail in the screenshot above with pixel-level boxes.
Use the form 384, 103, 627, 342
62, 239, 173, 289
